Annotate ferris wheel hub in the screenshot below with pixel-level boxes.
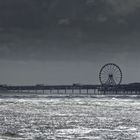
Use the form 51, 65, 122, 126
109, 74, 113, 78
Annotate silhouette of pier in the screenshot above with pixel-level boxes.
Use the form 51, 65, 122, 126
1, 83, 140, 95
0, 63, 140, 95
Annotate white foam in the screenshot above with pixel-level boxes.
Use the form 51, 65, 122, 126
57, 127, 92, 135
116, 126, 137, 131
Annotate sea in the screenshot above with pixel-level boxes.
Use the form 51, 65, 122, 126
0, 93, 140, 140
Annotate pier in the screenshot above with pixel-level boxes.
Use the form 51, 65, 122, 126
1, 63, 140, 95
0, 84, 140, 95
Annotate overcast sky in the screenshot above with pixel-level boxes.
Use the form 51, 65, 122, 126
0, 0, 140, 85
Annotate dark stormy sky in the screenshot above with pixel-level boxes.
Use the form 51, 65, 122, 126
0, 0, 140, 85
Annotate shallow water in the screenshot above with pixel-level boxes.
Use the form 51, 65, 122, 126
0, 94, 140, 140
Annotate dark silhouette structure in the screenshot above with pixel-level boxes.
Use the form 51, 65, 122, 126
0, 63, 140, 95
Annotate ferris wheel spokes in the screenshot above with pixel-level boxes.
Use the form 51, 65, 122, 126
99, 63, 122, 86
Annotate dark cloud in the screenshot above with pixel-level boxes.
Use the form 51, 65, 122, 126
0, 0, 139, 61
0, 0, 139, 30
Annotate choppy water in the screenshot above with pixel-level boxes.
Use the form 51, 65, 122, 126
0, 93, 140, 140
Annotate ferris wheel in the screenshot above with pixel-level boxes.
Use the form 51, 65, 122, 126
99, 63, 122, 86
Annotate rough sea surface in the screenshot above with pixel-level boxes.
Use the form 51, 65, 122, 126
0, 93, 140, 140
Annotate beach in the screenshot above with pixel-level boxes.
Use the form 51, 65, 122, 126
0, 94, 139, 140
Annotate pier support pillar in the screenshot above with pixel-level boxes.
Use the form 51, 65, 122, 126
79, 89, 81, 94
50, 89, 52, 94
72, 89, 74, 94
87, 89, 89, 94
